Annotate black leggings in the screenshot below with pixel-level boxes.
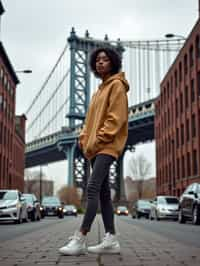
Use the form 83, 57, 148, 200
80, 154, 115, 234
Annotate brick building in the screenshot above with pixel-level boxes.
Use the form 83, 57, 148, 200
0, 2, 26, 191
155, 18, 200, 197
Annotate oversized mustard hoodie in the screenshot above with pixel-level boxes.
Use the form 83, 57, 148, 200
79, 72, 129, 160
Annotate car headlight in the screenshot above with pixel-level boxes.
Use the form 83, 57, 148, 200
160, 208, 167, 211
58, 207, 62, 211
40, 207, 43, 211
73, 209, 77, 213
8, 204, 17, 208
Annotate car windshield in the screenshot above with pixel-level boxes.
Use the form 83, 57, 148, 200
165, 198, 179, 204
23, 194, 33, 203
64, 205, 75, 210
118, 206, 127, 210
138, 201, 151, 208
42, 197, 60, 205
0, 191, 17, 200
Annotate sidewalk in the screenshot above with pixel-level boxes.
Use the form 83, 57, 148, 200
0, 215, 200, 266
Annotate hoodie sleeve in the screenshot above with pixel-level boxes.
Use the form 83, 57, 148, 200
79, 93, 96, 148
97, 80, 128, 144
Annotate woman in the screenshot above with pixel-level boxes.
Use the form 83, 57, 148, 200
59, 46, 129, 255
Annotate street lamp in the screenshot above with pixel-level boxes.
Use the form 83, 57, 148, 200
15, 69, 32, 74
165, 33, 186, 40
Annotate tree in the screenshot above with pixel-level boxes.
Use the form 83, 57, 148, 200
57, 186, 81, 207
128, 153, 152, 199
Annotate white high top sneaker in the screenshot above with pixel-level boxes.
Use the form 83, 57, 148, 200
59, 231, 87, 255
88, 233, 120, 254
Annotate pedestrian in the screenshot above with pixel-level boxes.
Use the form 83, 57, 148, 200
59, 46, 129, 255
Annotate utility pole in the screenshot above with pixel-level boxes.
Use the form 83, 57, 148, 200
39, 166, 42, 203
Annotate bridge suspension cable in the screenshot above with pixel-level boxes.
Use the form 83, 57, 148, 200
36, 97, 70, 138
26, 43, 70, 142
27, 68, 70, 133
25, 43, 69, 116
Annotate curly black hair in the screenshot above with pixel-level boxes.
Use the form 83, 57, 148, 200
89, 46, 122, 78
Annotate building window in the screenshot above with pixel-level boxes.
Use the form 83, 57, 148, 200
191, 79, 195, 102
184, 54, 188, 74
0, 121, 2, 144
0, 94, 2, 111
197, 71, 200, 96
176, 127, 179, 148
175, 70, 178, 87
10, 86, 14, 97
180, 93, 183, 113
3, 75, 7, 88
164, 87, 166, 104
195, 35, 200, 58
192, 150, 198, 175
187, 152, 191, 177
170, 76, 173, 94
181, 124, 184, 145
189, 45, 194, 67
168, 107, 170, 125
176, 98, 178, 118
0, 68, 3, 82
167, 82, 170, 98
182, 155, 185, 178
179, 62, 182, 82
185, 86, 188, 108
3, 99, 6, 112
186, 119, 190, 142
177, 158, 180, 179
191, 113, 196, 138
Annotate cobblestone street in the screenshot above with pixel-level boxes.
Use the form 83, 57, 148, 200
0, 215, 200, 266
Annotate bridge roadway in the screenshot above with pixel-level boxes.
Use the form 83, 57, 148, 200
25, 98, 155, 168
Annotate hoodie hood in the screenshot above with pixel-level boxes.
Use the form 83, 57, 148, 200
101, 72, 129, 92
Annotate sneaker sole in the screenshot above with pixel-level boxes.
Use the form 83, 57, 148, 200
88, 248, 120, 254
59, 249, 87, 256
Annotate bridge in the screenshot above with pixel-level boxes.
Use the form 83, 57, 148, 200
25, 28, 184, 200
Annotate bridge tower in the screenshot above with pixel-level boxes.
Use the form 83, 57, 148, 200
60, 28, 126, 201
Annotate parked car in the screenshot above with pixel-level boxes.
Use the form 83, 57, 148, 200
149, 195, 179, 221
23, 193, 41, 221
0, 189, 28, 223
116, 206, 129, 216
41, 196, 64, 218
63, 205, 78, 216
132, 199, 152, 219
179, 182, 200, 225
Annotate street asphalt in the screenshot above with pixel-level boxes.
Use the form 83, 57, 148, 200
0, 215, 200, 266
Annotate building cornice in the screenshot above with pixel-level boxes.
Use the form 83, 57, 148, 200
0, 42, 19, 84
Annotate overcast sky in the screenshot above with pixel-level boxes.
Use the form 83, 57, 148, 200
1, 0, 198, 193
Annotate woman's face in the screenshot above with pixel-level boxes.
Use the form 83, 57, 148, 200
95, 51, 112, 78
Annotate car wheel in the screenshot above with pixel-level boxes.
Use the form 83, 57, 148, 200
23, 211, 29, 223
155, 212, 160, 221
15, 211, 23, 224
149, 211, 154, 220
37, 211, 41, 221
31, 210, 37, 221
192, 205, 200, 225
178, 209, 186, 224
137, 214, 140, 219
